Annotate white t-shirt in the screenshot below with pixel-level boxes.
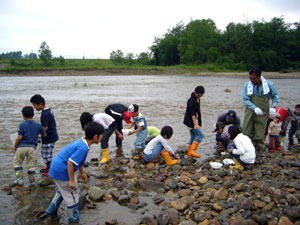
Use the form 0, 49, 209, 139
92, 113, 115, 130
144, 135, 175, 155
232, 133, 256, 164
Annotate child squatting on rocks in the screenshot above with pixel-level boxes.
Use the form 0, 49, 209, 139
143, 126, 179, 165
227, 125, 256, 170
45, 122, 104, 222
13, 106, 45, 188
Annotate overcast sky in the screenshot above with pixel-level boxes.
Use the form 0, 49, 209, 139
0, 0, 299, 59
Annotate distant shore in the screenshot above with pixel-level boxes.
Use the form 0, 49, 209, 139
1, 69, 300, 78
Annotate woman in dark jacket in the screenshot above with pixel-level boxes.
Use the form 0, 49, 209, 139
183, 86, 205, 158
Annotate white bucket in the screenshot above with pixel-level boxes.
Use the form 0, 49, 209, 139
122, 129, 132, 135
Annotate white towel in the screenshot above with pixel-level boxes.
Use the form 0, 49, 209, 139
247, 76, 270, 95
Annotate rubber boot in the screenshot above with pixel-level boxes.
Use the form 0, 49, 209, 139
230, 158, 244, 170
162, 152, 178, 165
14, 167, 24, 188
43, 162, 51, 177
67, 204, 79, 222
188, 141, 201, 158
100, 148, 110, 164
46, 191, 63, 216
133, 149, 144, 160
28, 171, 35, 184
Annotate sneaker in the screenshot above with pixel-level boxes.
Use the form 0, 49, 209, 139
40, 166, 49, 173
275, 147, 283, 151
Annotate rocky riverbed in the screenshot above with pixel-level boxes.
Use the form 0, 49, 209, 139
2, 145, 300, 225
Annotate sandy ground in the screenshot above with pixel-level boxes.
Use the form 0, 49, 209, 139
0, 69, 300, 78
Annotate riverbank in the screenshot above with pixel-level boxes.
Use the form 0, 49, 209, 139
1, 68, 300, 78
2, 146, 300, 225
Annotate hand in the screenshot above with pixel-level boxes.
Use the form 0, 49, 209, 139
194, 124, 200, 129
269, 107, 276, 118
118, 134, 124, 140
128, 131, 133, 135
69, 180, 76, 190
12, 147, 16, 153
79, 172, 88, 183
254, 107, 264, 116
173, 154, 179, 160
228, 148, 233, 153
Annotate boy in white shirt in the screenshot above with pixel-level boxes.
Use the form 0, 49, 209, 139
143, 126, 179, 165
227, 125, 256, 170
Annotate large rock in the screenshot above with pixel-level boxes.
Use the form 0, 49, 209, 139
286, 193, 299, 206
170, 199, 188, 211
214, 187, 228, 200
138, 179, 164, 191
278, 216, 294, 225
199, 177, 208, 184
88, 186, 105, 201
194, 210, 210, 222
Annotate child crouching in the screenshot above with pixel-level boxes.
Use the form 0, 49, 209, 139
227, 125, 256, 170
45, 122, 104, 222
143, 126, 179, 165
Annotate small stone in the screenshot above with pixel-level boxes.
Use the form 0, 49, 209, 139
278, 216, 294, 225
178, 189, 192, 197
262, 202, 275, 211
254, 200, 266, 208
124, 171, 137, 179
234, 182, 246, 191
199, 176, 208, 184
198, 219, 210, 225
213, 203, 222, 211
286, 193, 299, 206
214, 187, 228, 200
170, 199, 188, 211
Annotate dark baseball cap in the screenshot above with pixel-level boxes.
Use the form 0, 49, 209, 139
22, 105, 34, 118
226, 110, 236, 122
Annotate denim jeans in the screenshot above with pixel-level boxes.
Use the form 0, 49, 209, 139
144, 143, 163, 162
134, 129, 148, 150
189, 128, 204, 144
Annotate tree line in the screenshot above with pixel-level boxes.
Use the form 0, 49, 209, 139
111, 17, 300, 71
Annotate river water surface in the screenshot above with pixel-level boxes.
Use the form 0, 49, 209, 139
0, 74, 299, 224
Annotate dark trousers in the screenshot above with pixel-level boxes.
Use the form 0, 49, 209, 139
101, 122, 117, 149
115, 119, 123, 146
288, 126, 300, 145
268, 135, 280, 150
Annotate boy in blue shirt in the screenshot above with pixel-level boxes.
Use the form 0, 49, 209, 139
30, 94, 59, 176
126, 104, 148, 160
45, 122, 104, 222
13, 106, 45, 188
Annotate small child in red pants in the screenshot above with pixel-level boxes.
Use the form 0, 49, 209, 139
268, 113, 282, 152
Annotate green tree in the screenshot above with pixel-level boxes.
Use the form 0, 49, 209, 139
110, 50, 124, 64
38, 41, 52, 65
137, 52, 151, 65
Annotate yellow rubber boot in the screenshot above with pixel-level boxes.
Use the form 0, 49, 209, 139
188, 141, 201, 158
100, 148, 110, 164
230, 158, 244, 170
162, 152, 178, 165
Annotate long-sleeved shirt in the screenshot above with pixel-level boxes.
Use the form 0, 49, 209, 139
242, 79, 279, 110
144, 135, 175, 155
232, 133, 256, 164
268, 121, 282, 136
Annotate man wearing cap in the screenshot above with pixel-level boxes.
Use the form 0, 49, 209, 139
242, 67, 279, 153
104, 104, 133, 147
217, 110, 241, 128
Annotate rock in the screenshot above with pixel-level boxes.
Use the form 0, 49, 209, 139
166, 208, 180, 225
198, 219, 210, 225
286, 193, 299, 206
179, 173, 190, 183
152, 194, 165, 204
36, 177, 54, 187
279, 159, 288, 166
222, 179, 235, 188
199, 176, 208, 184
238, 196, 252, 210
231, 219, 247, 225
170, 199, 188, 211
138, 179, 164, 191
129, 197, 140, 204
178, 189, 192, 197
194, 210, 209, 222
157, 212, 170, 225
124, 171, 137, 179
278, 216, 294, 225
141, 216, 158, 225
262, 202, 275, 211
214, 187, 228, 200
254, 200, 266, 208
105, 219, 118, 225
273, 188, 286, 201
234, 182, 246, 191
179, 220, 197, 225
251, 215, 268, 224
117, 195, 129, 204
249, 181, 261, 189
213, 203, 222, 211
285, 207, 300, 220
88, 186, 105, 201
147, 163, 155, 169
128, 203, 139, 210
224, 89, 232, 92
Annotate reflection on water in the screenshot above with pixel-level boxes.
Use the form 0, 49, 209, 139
0, 75, 299, 223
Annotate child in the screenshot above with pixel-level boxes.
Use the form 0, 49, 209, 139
268, 113, 282, 152
80, 112, 123, 164
13, 106, 45, 188
126, 104, 148, 160
30, 94, 59, 177
183, 86, 205, 158
227, 125, 256, 170
45, 122, 104, 222
143, 126, 179, 165
288, 104, 300, 148
214, 122, 232, 151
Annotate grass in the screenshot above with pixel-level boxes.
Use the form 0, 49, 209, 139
0, 59, 240, 73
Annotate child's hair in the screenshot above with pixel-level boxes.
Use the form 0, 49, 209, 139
295, 104, 300, 109
85, 122, 104, 140
80, 112, 93, 130
30, 94, 45, 105
128, 104, 139, 113
194, 86, 205, 96
22, 105, 34, 118
161, 126, 173, 139
228, 125, 241, 140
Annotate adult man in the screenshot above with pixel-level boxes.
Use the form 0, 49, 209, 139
217, 110, 241, 128
242, 67, 279, 152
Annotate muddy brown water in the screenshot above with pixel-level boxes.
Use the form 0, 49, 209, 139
0, 75, 299, 224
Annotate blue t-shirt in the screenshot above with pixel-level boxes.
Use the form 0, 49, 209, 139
49, 138, 89, 181
18, 120, 45, 149
41, 108, 59, 144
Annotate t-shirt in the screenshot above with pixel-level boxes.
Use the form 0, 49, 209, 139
92, 113, 115, 130
41, 107, 59, 144
49, 138, 89, 181
18, 120, 45, 149
147, 126, 160, 136
144, 135, 175, 155
131, 113, 147, 130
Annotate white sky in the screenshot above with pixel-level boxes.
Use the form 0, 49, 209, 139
0, 0, 299, 59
